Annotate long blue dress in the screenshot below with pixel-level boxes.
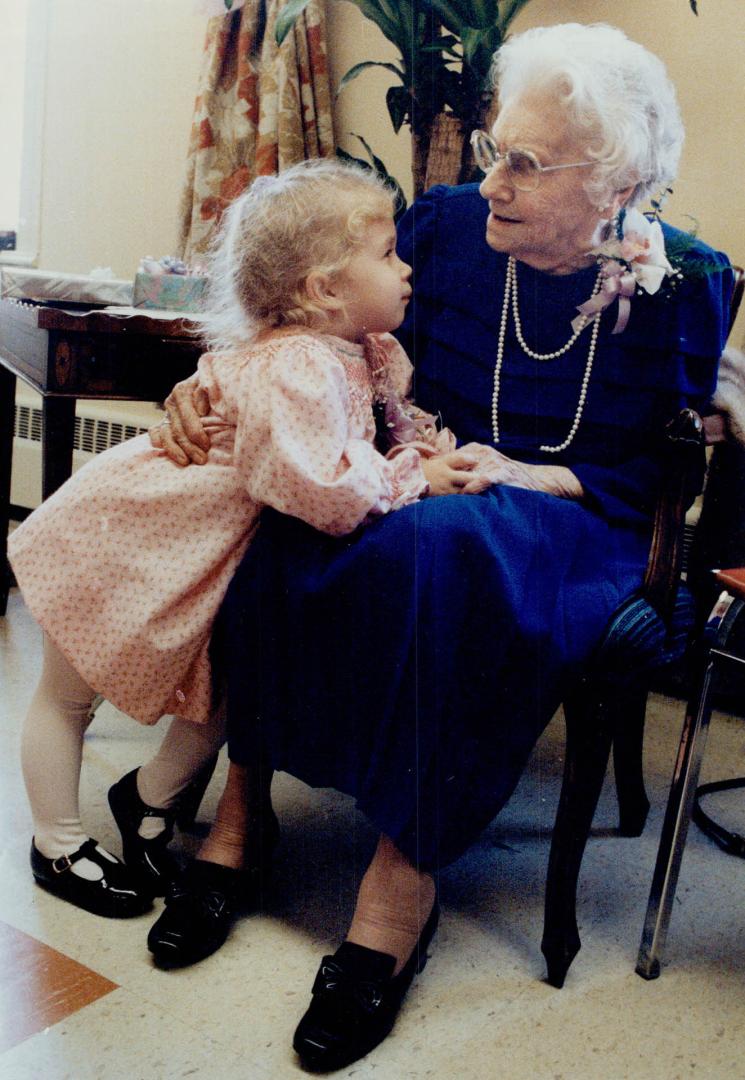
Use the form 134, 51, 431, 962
217, 185, 732, 869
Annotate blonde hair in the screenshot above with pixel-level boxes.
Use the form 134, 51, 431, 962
202, 159, 395, 351
492, 23, 684, 208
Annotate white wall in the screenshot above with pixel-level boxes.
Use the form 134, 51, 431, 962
37, 0, 205, 277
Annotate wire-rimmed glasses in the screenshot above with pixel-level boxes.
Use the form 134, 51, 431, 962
470, 130, 594, 192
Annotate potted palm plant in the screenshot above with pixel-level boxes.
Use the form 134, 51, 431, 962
276, 0, 701, 199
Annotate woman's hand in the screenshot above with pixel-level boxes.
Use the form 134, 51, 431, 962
460, 448, 584, 499
150, 374, 211, 466
420, 451, 485, 496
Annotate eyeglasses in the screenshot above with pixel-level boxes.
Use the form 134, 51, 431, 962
470, 130, 594, 192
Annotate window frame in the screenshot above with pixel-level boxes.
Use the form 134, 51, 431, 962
0, 0, 49, 268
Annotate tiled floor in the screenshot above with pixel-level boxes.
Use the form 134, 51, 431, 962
2, 583, 745, 1079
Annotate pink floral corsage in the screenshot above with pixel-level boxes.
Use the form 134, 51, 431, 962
572, 208, 675, 335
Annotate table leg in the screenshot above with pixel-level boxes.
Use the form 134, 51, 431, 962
41, 397, 76, 499
0, 364, 16, 615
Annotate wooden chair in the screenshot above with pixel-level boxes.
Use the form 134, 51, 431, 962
541, 266, 745, 989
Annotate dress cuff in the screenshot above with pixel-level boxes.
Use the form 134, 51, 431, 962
389, 446, 430, 507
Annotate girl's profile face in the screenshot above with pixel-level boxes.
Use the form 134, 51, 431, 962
331, 217, 412, 342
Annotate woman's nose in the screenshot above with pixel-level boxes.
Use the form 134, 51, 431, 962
479, 162, 514, 203
400, 258, 412, 280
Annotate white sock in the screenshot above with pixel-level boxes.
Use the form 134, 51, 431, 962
136, 707, 226, 832
22, 635, 116, 880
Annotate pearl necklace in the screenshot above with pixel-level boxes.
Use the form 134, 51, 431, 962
492, 255, 603, 454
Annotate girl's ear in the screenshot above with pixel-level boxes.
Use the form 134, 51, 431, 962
305, 270, 343, 312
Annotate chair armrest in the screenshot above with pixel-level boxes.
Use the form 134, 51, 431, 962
642, 409, 706, 621
715, 567, 745, 600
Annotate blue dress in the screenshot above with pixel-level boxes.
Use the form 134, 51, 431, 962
217, 185, 732, 869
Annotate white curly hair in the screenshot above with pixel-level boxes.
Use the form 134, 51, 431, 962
492, 23, 684, 209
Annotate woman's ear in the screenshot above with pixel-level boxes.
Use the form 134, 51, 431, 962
601, 184, 636, 219
305, 270, 343, 312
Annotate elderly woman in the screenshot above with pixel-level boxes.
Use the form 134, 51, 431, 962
151, 22, 731, 1071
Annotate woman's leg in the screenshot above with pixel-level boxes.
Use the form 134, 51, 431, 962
293, 833, 438, 1070
346, 834, 436, 975
145, 754, 276, 969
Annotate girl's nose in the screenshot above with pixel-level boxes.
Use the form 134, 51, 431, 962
400, 258, 412, 280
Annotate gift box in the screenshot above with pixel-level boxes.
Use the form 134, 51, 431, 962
132, 256, 209, 312
132, 271, 208, 312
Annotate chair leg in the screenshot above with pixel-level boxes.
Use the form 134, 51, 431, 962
635, 647, 721, 980
542, 681, 614, 988
613, 687, 651, 837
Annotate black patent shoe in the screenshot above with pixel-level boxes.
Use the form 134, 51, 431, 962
108, 768, 180, 896
147, 810, 279, 968
293, 901, 439, 1072
147, 858, 257, 968
30, 838, 152, 918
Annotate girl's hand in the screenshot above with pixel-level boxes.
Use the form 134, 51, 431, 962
421, 451, 483, 496
150, 374, 211, 465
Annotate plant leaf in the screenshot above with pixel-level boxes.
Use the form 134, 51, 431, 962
275, 0, 313, 45
337, 60, 405, 98
386, 85, 411, 133
347, 0, 401, 45
336, 144, 408, 220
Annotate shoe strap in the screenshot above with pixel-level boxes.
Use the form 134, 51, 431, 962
52, 837, 101, 874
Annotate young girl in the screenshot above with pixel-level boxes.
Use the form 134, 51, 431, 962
9, 159, 489, 925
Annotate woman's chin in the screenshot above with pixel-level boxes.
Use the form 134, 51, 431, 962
485, 212, 524, 245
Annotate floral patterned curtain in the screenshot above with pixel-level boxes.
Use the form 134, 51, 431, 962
180, 0, 334, 262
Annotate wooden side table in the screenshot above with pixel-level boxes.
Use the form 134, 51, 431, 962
0, 300, 203, 614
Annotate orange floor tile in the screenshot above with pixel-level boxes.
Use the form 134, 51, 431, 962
0, 919, 118, 1052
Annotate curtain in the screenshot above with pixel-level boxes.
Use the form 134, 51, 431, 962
179, 0, 334, 262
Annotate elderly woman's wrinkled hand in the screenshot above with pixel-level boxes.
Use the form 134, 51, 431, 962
150, 374, 211, 466
458, 444, 584, 499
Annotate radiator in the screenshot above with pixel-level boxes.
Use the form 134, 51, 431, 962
11, 383, 163, 510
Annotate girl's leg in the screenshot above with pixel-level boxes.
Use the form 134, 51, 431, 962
136, 707, 227, 825
22, 633, 101, 868
108, 706, 227, 892
22, 634, 150, 916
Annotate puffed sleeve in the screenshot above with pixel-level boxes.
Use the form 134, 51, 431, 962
233, 336, 428, 536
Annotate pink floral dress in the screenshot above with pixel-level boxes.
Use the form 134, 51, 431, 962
9, 331, 440, 726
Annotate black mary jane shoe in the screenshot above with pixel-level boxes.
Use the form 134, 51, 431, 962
30, 838, 152, 918
293, 901, 440, 1073
108, 768, 184, 896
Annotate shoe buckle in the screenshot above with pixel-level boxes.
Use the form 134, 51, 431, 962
52, 853, 73, 874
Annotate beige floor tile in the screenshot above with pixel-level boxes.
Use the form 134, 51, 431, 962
2, 586, 745, 1079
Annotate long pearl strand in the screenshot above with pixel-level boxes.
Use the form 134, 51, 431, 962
491, 255, 603, 454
